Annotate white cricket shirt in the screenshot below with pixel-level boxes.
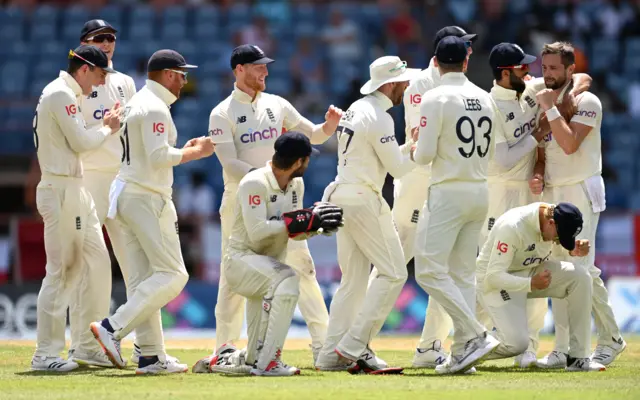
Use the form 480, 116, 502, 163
80, 67, 136, 172
35, 71, 112, 178
542, 91, 603, 186
116, 80, 183, 197
476, 202, 555, 293
401, 58, 441, 179
209, 84, 330, 188
414, 72, 496, 186
228, 163, 304, 260
488, 78, 546, 182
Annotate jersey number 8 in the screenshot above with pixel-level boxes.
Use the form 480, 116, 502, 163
456, 116, 492, 158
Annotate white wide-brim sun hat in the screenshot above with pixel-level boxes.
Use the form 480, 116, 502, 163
360, 56, 422, 95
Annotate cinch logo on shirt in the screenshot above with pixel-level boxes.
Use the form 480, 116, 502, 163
513, 116, 536, 138
380, 135, 396, 143
522, 253, 550, 266
575, 110, 597, 118
240, 127, 280, 143
93, 108, 109, 120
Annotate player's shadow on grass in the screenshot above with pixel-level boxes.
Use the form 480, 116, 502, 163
474, 365, 559, 373
15, 370, 96, 377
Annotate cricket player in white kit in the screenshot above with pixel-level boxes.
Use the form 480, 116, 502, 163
401, 25, 477, 368
90, 50, 215, 374
222, 133, 344, 376
477, 202, 607, 372
66, 19, 137, 368
196, 44, 340, 371
316, 55, 419, 374
31, 45, 122, 372
412, 36, 499, 374
483, 43, 594, 368
532, 42, 625, 368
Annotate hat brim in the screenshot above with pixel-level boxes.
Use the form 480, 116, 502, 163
250, 57, 275, 65
520, 54, 537, 65
360, 67, 422, 95
461, 33, 477, 43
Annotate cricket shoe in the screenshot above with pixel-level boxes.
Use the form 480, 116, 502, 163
311, 344, 322, 365
31, 356, 79, 372
131, 344, 178, 366
565, 357, 606, 372
535, 351, 567, 369
250, 359, 300, 376
513, 351, 537, 368
360, 346, 388, 368
315, 350, 355, 371
347, 358, 404, 375
70, 349, 114, 368
412, 339, 447, 368
590, 337, 627, 366
90, 320, 126, 369
135, 355, 188, 375
435, 332, 500, 374
434, 355, 479, 375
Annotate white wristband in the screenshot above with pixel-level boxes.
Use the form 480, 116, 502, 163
545, 106, 561, 121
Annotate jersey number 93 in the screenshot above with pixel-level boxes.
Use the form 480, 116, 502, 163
456, 116, 492, 159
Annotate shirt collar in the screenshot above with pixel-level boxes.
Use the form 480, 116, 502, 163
370, 90, 393, 111
440, 72, 467, 84
59, 71, 83, 97
265, 162, 292, 193
491, 81, 518, 100
146, 79, 177, 106
232, 83, 261, 104
526, 202, 545, 241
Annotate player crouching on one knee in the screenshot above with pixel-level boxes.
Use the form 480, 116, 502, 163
476, 202, 606, 372
213, 132, 344, 376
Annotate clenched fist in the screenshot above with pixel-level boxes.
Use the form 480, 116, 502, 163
569, 239, 590, 257
531, 269, 551, 291
324, 105, 343, 135
536, 88, 557, 111
529, 173, 544, 195
193, 136, 216, 157
103, 101, 123, 133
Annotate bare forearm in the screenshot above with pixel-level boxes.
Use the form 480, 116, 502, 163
571, 73, 592, 95
549, 117, 578, 154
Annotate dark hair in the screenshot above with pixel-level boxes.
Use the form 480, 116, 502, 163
272, 153, 305, 170
492, 67, 505, 81
438, 61, 465, 73
541, 42, 575, 67
67, 57, 93, 75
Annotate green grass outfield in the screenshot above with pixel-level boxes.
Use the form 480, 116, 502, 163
1, 336, 638, 400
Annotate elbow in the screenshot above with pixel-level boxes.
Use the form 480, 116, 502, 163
561, 143, 578, 155
413, 153, 431, 166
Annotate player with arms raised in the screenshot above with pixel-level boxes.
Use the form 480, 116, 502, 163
533, 42, 626, 369
412, 36, 499, 374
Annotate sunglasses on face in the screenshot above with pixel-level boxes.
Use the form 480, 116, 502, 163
498, 64, 530, 72
86, 33, 116, 43
166, 69, 188, 79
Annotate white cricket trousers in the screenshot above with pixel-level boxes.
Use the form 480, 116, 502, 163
479, 261, 593, 359
215, 186, 328, 351
34, 175, 110, 358
477, 179, 547, 353
225, 253, 300, 370
108, 185, 189, 355
414, 181, 488, 356
69, 169, 130, 354
543, 181, 621, 352
392, 169, 451, 349
320, 184, 408, 360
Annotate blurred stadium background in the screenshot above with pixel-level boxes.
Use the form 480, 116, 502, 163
1, 0, 639, 341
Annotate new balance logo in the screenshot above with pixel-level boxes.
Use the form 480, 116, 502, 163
526, 243, 536, 252
237, 116, 246, 123
75, 216, 81, 230
271, 195, 277, 202
500, 290, 510, 301
411, 209, 419, 223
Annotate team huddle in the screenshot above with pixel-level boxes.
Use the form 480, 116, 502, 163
30, 19, 626, 376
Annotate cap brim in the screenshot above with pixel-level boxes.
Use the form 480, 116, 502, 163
250, 57, 275, 65
360, 68, 422, 95
103, 66, 117, 74
520, 54, 537, 65
461, 33, 477, 43
179, 63, 198, 69
83, 26, 117, 39
558, 233, 576, 251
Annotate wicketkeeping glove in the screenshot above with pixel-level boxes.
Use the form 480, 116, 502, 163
282, 202, 344, 240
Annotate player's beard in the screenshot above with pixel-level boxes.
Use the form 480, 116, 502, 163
509, 71, 526, 94
290, 164, 307, 179
246, 73, 266, 93
391, 83, 406, 106
545, 71, 567, 90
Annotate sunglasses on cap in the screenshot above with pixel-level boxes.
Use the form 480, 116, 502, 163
68, 49, 96, 67
497, 64, 530, 72
86, 33, 116, 43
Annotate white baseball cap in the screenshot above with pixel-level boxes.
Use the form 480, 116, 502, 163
360, 56, 421, 95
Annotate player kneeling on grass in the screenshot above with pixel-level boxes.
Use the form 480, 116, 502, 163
476, 202, 606, 372
217, 132, 344, 377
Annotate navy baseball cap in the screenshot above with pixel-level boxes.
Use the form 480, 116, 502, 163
554, 202, 583, 251
433, 26, 477, 52
69, 45, 115, 73
148, 49, 198, 72
435, 36, 468, 64
80, 19, 117, 41
230, 44, 274, 70
489, 43, 537, 69
274, 132, 319, 159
